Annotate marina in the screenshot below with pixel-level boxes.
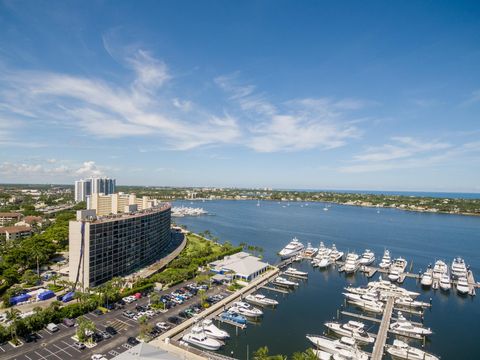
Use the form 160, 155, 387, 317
174, 199, 480, 359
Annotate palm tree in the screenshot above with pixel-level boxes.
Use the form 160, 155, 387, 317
253, 346, 270, 360
6, 308, 21, 341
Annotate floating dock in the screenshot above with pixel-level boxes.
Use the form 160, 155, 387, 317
371, 297, 395, 360
215, 316, 247, 330
281, 272, 308, 280
260, 285, 290, 294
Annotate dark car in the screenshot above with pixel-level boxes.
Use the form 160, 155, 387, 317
167, 316, 181, 324
91, 332, 103, 343
104, 303, 115, 310
135, 305, 146, 312
92, 309, 103, 316
63, 318, 75, 327
178, 311, 188, 319
22, 333, 40, 343
105, 326, 117, 336
127, 337, 140, 346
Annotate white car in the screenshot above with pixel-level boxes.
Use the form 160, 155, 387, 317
155, 322, 171, 331
91, 355, 108, 360
145, 310, 155, 317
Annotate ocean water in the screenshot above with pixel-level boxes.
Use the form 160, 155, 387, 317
174, 200, 480, 359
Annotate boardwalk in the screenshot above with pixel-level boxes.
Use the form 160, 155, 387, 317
371, 297, 395, 360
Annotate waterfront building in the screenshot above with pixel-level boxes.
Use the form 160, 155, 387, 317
209, 251, 269, 282
74, 177, 116, 202
69, 204, 171, 289
87, 192, 161, 216
0, 212, 22, 226
112, 342, 181, 360
0, 225, 32, 240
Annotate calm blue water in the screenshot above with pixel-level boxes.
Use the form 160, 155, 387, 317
174, 200, 480, 360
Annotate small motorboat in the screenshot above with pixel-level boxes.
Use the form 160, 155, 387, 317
182, 325, 223, 350
390, 312, 432, 336
219, 311, 247, 325
201, 319, 230, 340
439, 274, 451, 291
273, 276, 298, 288
394, 297, 431, 309
456, 276, 469, 295
245, 293, 278, 307
387, 339, 439, 360
359, 249, 375, 266
324, 321, 375, 345
230, 301, 263, 318
420, 271, 433, 287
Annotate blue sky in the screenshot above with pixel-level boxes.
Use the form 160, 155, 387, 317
1, 1, 480, 192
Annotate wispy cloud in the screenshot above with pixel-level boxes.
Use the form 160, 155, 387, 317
339, 137, 480, 173
215, 73, 368, 152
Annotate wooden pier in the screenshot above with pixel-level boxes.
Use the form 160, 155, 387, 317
215, 316, 247, 330
281, 272, 308, 280
340, 311, 382, 323
260, 285, 290, 294
371, 297, 395, 360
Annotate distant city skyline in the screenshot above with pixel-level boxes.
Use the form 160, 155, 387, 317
1, 1, 480, 192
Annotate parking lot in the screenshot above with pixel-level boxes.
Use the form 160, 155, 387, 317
1, 281, 228, 360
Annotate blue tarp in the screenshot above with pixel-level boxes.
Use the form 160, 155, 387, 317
62, 291, 75, 303
10, 293, 31, 305
38, 290, 55, 301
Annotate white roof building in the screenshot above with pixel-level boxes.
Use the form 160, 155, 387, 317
112, 343, 181, 360
209, 252, 269, 281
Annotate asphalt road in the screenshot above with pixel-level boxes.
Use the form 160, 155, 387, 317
1, 282, 228, 360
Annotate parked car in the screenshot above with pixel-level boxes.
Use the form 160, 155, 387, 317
155, 322, 171, 331
74, 342, 86, 350
46, 323, 59, 332
122, 310, 135, 318
22, 333, 40, 343
92, 309, 103, 316
91, 332, 103, 343
99, 330, 111, 339
127, 337, 140, 346
167, 316, 181, 324
91, 355, 107, 360
63, 318, 75, 327
105, 326, 117, 336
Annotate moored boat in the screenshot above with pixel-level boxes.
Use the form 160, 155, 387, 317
379, 249, 392, 269
451, 257, 468, 279
343, 252, 360, 274
201, 319, 230, 340
182, 325, 223, 350
439, 274, 451, 291
387, 339, 439, 360
390, 312, 432, 336
456, 276, 469, 295
273, 276, 299, 288
284, 267, 308, 277
324, 321, 375, 345
359, 249, 375, 266
219, 311, 247, 325
245, 293, 278, 307
306, 335, 369, 360
279, 237, 305, 259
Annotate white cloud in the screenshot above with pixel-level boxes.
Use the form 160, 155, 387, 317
75, 161, 104, 177
339, 137, 480, 173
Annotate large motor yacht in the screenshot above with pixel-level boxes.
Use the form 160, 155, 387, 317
273, 276, 298, 288
420, 270, 433, 287
347, 278, 420, 299
245, 294, 278, 307
456, 276, 469, 295
306, 335, 369, 360
329, 244, 344, 262
432, 260, 448, 280
315, 241, 332, 260
359, 249, 375, 266
343, 252, 360, 274
451, 257, 468, 279
324, 321, 375, 345
283, 267, 308, 277
315, 254, 333, 269
379, 249, 392, 269
278, 237, 305, 259
182, 325, 223, 350
389, 258, 408, 282
439, 274, 451, 291
348, 298, 384, 314
387, 340, 440, 360
201, 319, 230, 340
390, 312, 432, 336
394, 296, 431, 309
303, 242, 318, 258
219, 311, 247, 325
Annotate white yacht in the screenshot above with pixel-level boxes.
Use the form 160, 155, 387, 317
390, 312, 432, 336
329, 244, 344, 262
359, 249, 375, 266
304, 243, 318, 258
387, 340, 439, 360
230, 301, 263, 318
343, 292, 379, 304
346, 279, 420, 299
379, 249, 392, 269
451, 257, 468, 279
348, 298, 384, 314
439, 274, 451, 291
420, 270, 433, 287
315, 241, 332, 259
456, 276, 469, 295
432, 260, 448, 280
278, 237, 305, 259
389, 258, 408, 282
306, 335, 369, 360
245, 294, 278, 307
324, 321, 375, 345
394, 297, 431, 309
283, 267, 308, 277
343, 252, 360, 274
182, 325, 223, 350
316, 254, 333, 269
273, 276, 298, 288
388, 269, 401, 282
201, 319, 230, 340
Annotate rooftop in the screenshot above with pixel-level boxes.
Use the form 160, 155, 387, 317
112, 343, 181, 360
0, 212, 22, 217
0, 226, 32, 234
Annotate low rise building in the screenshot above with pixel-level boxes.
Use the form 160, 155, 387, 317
0, 226, 32, 240
209, 251, 269, 282
0, 212, 22, 226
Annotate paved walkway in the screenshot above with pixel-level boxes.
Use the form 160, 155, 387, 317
371, 296, 395, 360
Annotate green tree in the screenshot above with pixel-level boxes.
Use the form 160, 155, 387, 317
76, 316, 96, 342
6, 308, 21, 341
138, 315, 152, 340
292, 349, 318, 360
21, 270, 41, 286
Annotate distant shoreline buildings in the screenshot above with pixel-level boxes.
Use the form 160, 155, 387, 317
74, 177, 116, 202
